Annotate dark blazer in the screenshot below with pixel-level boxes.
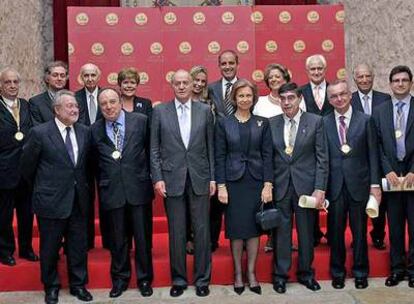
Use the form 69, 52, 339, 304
208, 79, 227, 118
324, 110, 380, 202
75, 88, 103, 126
300, 82, 333, 116
0, 97, 32, 189
351, 90, 390, 114
150, 100, 214, 196
20, 120, 91, 219
132, 96, 153, 122
91, 112, 154, 211
269, 112, 329, 201
373, 96, 414, 175
29, 91, 54, 126
215, 115, 273, 183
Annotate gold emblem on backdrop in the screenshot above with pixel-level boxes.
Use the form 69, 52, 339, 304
265, 40, 278, 53
107, 73, 118, 85
251, 11, 263, 24
121, 42, 134, 56
68, 43, 75, 56
91, 42, 105, 56
135, 13, 148, 25
222, 11, 235, 24
208, 41, 221, 54
252, 70, 264, 82
336, 68, 346, 79
335, 10, 345, 23
166, 71, 175, 83
279, 11, 292, 24
321, 39, 334, 52
293, 40, 306, 53
76, 13, 89, 25
150, 42, 163, 55
106, 13, 119, 26
237, 41, 249, 54
179, 41, 192, 54
307, 10, 320, 23
139, 72, 149, 85
164, 12, 177, 25
193, 12, 206, 25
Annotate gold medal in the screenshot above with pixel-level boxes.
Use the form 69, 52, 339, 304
14, 131, 24, 141
285, 146, 293, 155
340, 144, 351, 154
111, 150, 121, 160
395, 130, 403, 139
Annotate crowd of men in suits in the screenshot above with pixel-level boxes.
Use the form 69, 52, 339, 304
1, 51, 414, 304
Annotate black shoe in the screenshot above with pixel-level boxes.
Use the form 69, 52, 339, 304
372, 239, 386, 250
385, 273, 404, 287
273, 281, 286, 294
195, 286, 210, 297
233, 285, 245, 295
170, 285, 187, 297
355, 277, 368, 289
138, 281, 153, 297
332, 277, 345, 289
109, 281, 128, 298
70, 286, 93, 302
299, 278, 321, 291
19, 251, 39, 262
0, 255, 16, 266
249, 284, 261, 295
45, 288, 59, 304
408, 277, 414, 288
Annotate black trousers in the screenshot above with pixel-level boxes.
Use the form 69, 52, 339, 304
370, 199, 387, 241
328, 185, 369, 279
37, 201, 88, 290
209, 193, 224, 246
0, 181, 34, 258
272, 182, 315, 282
164, 178, 211, 287
107, 203, 153, 286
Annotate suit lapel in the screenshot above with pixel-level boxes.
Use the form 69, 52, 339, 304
326, 113, 341, 150
346, 110, 359, 146
122, 112, 133, 151
188, 101, 199, 149
273, 116, 290, 162
291, 114, 308, 160
405, 97, 414, 136
213, 81, 224, 114
74, 124, 84, 167
167, 101, 186, 148
0, 97, 17, 126
385, 101, 397, 155
48, 121, 74, 167
352, 92, 364, 112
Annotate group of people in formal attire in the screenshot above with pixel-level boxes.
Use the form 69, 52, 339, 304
1, 50, 414, 304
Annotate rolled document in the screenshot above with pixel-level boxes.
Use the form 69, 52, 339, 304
298, 195, 329, 210
365, 195, 379, 218
381, 177, 414, 192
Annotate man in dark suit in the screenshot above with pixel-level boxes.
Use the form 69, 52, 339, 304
0, 67, 38, 266
151, 69, 215, 297
91, 88, 154, 298
207, 49, 239, 251
324, 79, 381, 289
351, 63, 390, 250
21, 90, 93, 304
269, 82, 328, 294
373, 65, 414, 288
29, 61, 68, 126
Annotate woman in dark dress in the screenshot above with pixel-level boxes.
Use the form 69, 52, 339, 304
215, 79, 273, 295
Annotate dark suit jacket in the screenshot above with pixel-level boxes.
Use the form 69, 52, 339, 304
269, 112, 329, 201
91, 112, 154, 211
373, 96, 414, 175
29, 91, 54, 126
208, 79, 227, 118
75, 88, 103, 126
0, 97, 32, 189
301, 82, 333, 116
324, 110, 380, 202
20, 120, 91, 219
215, 115, 273, 183
132, 96, 153, 122
150, 100, 214, 196
351, 90, 390, 114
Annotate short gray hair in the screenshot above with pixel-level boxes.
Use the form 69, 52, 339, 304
52, 89, 76, 108
305, 54, 327, 69
0, 67, 21, 82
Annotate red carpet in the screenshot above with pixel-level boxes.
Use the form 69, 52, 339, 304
0, 214, 390, 292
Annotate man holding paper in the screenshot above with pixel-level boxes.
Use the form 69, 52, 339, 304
324, 80, 381, 290
373, 65, 414, 288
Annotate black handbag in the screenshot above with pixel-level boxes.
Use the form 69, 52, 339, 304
255, 202, 280, 231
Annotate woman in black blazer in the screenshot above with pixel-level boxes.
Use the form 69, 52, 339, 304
215, 79, 273, 295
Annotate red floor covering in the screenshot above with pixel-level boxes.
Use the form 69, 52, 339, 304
0, 215, 390, 292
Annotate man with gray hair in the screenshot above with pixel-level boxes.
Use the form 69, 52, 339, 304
21, 90, 93, 304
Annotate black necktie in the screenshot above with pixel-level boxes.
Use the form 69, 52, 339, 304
65, 126, 75, 164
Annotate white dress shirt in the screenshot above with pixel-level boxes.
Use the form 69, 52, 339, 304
283, 110, 302, 148
175, 98, 192, 148
55, 118, 78, 164
358, 90, 373, 115
311, 80, 327, 106
221, 77, 237, 100
334, 106, 352, 142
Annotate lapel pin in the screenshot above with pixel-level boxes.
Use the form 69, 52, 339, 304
136, 103, 142, 108
257, 120, 263, 127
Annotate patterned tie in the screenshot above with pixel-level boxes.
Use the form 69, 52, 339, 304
313, 85, 323, 110
65, 127, 75, 165
395, 102, 406, 160
112, 122, 123, 152
288, 119, 297, 148
362, 95, 371, 115
339, 115, 347, 145
178, 103, 190, 148
89, 94, 97, 124
224, 82, 235, 116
